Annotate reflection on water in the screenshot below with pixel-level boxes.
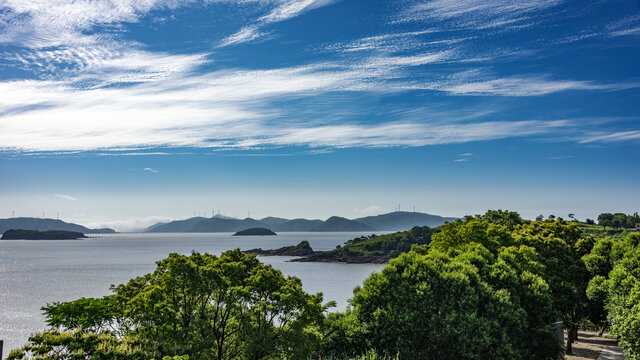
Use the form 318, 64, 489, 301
0, 232, 385, 357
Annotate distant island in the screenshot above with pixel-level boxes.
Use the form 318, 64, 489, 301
244, 241, 316, 256
145, 211, 457, 233
233, 228, 277, 236
1, 229, 86, 240
0, 217, 115, 234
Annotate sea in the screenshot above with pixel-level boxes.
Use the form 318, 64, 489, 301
0, 232, 385, 358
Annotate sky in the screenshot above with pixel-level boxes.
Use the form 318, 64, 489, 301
0, 0, 639, 231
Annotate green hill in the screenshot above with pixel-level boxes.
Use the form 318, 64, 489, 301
293, 226, 437, 263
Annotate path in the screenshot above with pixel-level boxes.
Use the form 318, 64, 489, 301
565, 331, 626, 360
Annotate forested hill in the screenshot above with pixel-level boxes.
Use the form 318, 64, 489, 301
293, 226, 437, 263
144, 211, 455, 232
0, 217, 115, 234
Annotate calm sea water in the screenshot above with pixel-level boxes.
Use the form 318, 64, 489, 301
0, 232, 385, 358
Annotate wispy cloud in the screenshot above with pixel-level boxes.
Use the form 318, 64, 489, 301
54, 193, 77, 201
453, 152, 473, 162
143, 168, 159, 173
424, 75, 639, 96
579, 131, 640, 144
397, 0, 564, 30
220, 0, 335, 46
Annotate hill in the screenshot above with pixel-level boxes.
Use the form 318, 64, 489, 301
144, 211, 457, 233
355, 211, 456, 231
259, 217, 290, 228
1, 229, 86, 240
293, 226, 437, 263
0, 218, 115, 234
312, 216, 373, 232
273, 218, 324, 232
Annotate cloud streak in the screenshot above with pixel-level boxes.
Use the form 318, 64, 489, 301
54, 193, 77, 201
397, 0, 564, 30
220, 0, 335, 46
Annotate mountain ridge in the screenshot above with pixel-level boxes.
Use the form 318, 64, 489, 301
143, 211, 456, 233
0, 217, 116, 234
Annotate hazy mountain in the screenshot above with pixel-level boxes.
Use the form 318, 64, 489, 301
355, 211, 457, 231
0, 217, 115, 234
145, 217, 209, 233
144, 211, 457, 233
272, 219, 323, 232
189, 218, 268, 232
259, 217, 290, 228
312, 216, 373, 232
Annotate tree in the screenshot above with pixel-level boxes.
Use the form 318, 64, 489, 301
598, 213, 613, 230
15, 250, 328, 360
586, 219, 595, 225
600, 234, 640, 359
42, 296, 118, 333
612, 213, 628, 230
512, 219, 590, 353
536, 214, 544, 221
349, 244, 560, 360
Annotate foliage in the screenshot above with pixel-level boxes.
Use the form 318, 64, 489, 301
348, 244, 560, 360
16, 249, 327, 360
598, 212, 639, 230
605, 234, 640, 359
42, 296, 118, 333
512, 220, 589, 312
323, 212, 562, 360
332, 226, 435, 259
7, 329, 145, 360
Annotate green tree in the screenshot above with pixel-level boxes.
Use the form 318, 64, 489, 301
42, 296, 118, 333
612, 213, 628, 230
603, 234, 640, 359
512, 219, 590, 353
349, 244, 560, 360
598, 213, 613, 230
16, 250, 328, 360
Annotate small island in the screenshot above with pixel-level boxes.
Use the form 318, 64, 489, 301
233, 228, 277, 236
1, 229, 87, 240
244, 241, 316, 256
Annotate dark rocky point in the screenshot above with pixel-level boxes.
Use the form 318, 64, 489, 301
244, 241, 316, 256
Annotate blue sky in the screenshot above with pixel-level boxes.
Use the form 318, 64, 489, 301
0, 0, 639, 230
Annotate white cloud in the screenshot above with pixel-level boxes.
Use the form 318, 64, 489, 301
397, 0, 563, 30
220, 0, 335, 46
144, 168, 159, 173
579, 131, 640, 144
218, 26, 270, 47
453, 158, 469, 162
1, 48, 633, 153
54, 193, 77, 201
427, 75, 635, 96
